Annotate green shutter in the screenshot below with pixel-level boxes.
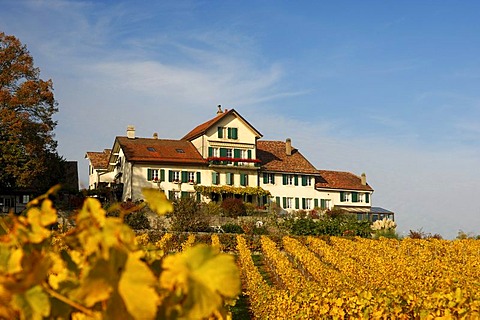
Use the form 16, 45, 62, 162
283, 197, 287, 209
283, 174, 287, 185
196, 172, 201, 184
232, 128, 238, 139
181, 191, 188, 199
212, 172, 217, 185
321, 199, 326, 209
227, 127, 232, 139
276, 196, 280, 206
302, 198, 306, 209
168, 190, 174, 200
247, 149, 252, 159
208, 147, 213, 157
218, 127, 223, 138
181, 171, 188, 183
220, 148, 227, 157
314, 198, 319, 208
301, 175, 307, 186
352, 192, 358, 202
294, 175, 299, 186
366, 193, 370, 203
295, 198, 299, 209
240, 174, 246, 186
147, 169, 152, 181
160, 169, 165, 182
168, 170, 173, 182
234, 149, 240, 158
263, 173, 268, 184
340, 192, 345, 202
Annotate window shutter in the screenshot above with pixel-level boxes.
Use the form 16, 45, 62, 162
366, 193, 370, 203
168, 170, 173, 182
247, 149, 252, 159
301, 175, 307, 186
234, 149, 240, 158
276, 196, 280, 206
218, 127, 223, 138
321, 199, 326, 209
212, 172, 217, 185
181, 171, 188, 183
340, 192, 345, 202
220, 148, 227, 157
263, 173, 268, 184
196, 172, 201, 184
168, 190, 174, 199
283, 197, 287, 209
147, 169, 152, 181
160, 169, 165, 182
314, 198, 319, 208
240, 174, 246, 186
295, 198, 300, 209
208, 147, 213, 157
294, 175, 299, 186
181, 191, 188, 199
352, 192, 358, 202
302, 198, 306, 209
227, 127, 232, 139
282, 174, 287, 185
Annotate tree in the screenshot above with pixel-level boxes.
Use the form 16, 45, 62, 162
0, 32, 62, 192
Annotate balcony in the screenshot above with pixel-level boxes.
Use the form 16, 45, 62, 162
207, 157, 261, 169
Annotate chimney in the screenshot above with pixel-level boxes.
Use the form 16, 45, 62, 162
286, 138, 292, 156
127, 125, 135, 139
153, 132, 158, 139
361, 173, 367, 186
217, 105, 223, 115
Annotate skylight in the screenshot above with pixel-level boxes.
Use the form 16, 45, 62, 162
176, 148, 185, 153
147, 147, 156, 152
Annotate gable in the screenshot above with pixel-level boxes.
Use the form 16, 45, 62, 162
85, 149, 111, 170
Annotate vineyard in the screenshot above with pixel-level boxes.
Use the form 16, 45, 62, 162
1, 188, 480, 319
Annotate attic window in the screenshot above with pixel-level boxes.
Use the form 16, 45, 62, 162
176, 148, 185, 153
147, 147, 156, 152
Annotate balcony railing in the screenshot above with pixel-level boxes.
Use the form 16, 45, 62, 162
207, 157, 261, 167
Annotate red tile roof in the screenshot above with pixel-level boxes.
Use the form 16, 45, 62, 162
85, 149, 111, 169
257, 140, 318, 174
182, 108, 262, 140
116, 137, 207, 165
316, 170, 373, 191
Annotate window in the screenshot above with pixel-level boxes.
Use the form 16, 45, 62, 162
176, 148, 185, 153
169, 170, 181, 182
302, 175, 312, 186
358, 193, 364, 203
22, 195, 29, 204
320, 199, 331, 209
303, 198, 312, 210
226, 172, 234, 185
147, 168, 165, 182
147, 147, 156, 152
218, 126, 238, 140
208, 147, 220, 157
212, 172, 220, 185
284, 197, 293, 209
240, 173, 248, 186
226, 148, 233, 158
340, 192, 350, 202
188, 171, 195, 182
283, 174, 295, 185
169, 191, 180, 200
263, 173, 275, 184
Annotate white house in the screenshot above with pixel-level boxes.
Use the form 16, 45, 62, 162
86, 106, 394, 221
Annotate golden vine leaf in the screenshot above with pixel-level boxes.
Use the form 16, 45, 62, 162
159, 244, 240, 319
118, 251, 160, 320
142, 188, 173, 216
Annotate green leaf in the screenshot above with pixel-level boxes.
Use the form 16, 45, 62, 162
118, 251, 159, 319
142, 188, 173, 216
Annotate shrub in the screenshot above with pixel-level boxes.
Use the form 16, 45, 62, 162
125, 211, 150, 230
221, 198, 246, 218
170, 197, 210, 232
244, 202, 258, 216
222, 223, 244, 234
200, 201, 222, 216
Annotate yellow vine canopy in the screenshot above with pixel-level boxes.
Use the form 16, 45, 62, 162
194, 185, 271, 197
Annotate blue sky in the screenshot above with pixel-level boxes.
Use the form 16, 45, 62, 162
2, 1, 480, 238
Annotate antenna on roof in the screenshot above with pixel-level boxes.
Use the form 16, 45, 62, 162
217, 105, 223, 115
